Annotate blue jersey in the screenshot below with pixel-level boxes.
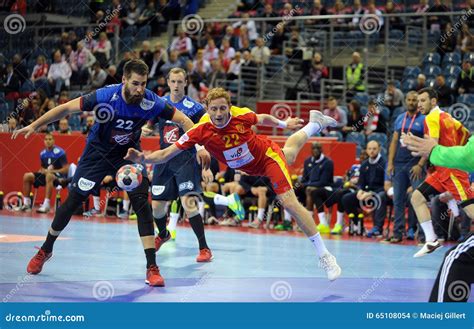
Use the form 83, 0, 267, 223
157, 95, 205, 150
394, 111, 425, 165
40, 146, 67, 169
80, 84, 175, 154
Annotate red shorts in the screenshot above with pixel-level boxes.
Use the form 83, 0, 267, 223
259, 143, 293, 195
425, 168, 473, 201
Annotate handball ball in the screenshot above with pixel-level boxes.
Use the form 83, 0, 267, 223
116, 164, 143, 192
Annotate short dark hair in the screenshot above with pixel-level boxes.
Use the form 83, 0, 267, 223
328, 96, 337, 102
123, 59, 149, 78
418, 87, 438, 100
312, 142, 322, 151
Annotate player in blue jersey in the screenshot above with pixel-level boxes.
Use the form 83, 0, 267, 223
150, 68, 242, 262
12, 59, 210, 287
17, 133, 68, 213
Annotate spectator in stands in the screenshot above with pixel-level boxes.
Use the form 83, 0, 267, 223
90, 62, 107, 89
466, 0, 474, 28
269, 25, 287, 55
31, 55, 49, 88
103, 65, 119, 85
203, 39, 219, 62
308, 52, 328, 94
415, 73, 426, 91
84, 30, 97, 51
349, 0, 364, 28
364, 99, 387, 135
305, 142, 335, 234
138, 1, 158, 33
93, 32, 112, 68
139, 41, 153, 68
456, 59, 474, 95
383, 81, 404, 112
227, 51, 243, 80
193, 49, 211, 76
206, 59, 226, 88
122, 0, 140, 28
221, 25, 238, 50
331, 0, 348, 31
116, 51, 132, 79
63, 44, 78, 81
0, 64, 21, 100
59, 32, 70, 53
243, 175, 274, 229
17, 133, 68, 213
387, 91, 426, 243
58, 118, 71, 134
437, 22, 457, 61
238, 35, 251, 53
57, 90, 70, 105
171, 27, 193, 59
251, 37, 270, 65
105, 0, 123, 38
68, 31, 78, 51
75, 41, 96, 85
12, 54, 27, 85
323, 97, 347, 133
221, 39, 236, 63
82, 115, 95, 135
342, 140, 389, 238
35, 89, 50, 117
233, 13, 258, 43
48, 50, 71, 98
280, 3, 298, 28
237, 0, 257, 12
410, 0, 429, 27
153, 75, 168, 96
160, 50, 183, 76
342, 99, 364, 134
7, 117, 18, 132
460, 24, 474, 55
260, 3, 277, 30
434, 74, 453, 107
427, 0, 450, 31
287, 27, 305, 56
148, 48, 165, 80
18, 98, 36, 127
364, 1, 384, 31
154, 41, 168, 63
307, 0, 329, 26
346, 52, 365, 99
385, 0, 403, 31
294, 142, 323, 204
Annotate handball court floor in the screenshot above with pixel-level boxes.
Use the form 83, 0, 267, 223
0, 211, 466, 303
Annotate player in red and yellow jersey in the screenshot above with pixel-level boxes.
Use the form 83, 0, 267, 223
407, 87, 474, 258
125, 87, 342, 281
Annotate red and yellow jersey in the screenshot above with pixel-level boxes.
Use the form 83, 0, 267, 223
424, 106, 471, 180
424, 107, 470, 147
175, 105, 278, 176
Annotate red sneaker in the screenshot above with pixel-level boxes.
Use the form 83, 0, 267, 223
27, 247, 52, 274
146, 265, 165, 286
154, 231, 171, 252
196, 248, 213, 262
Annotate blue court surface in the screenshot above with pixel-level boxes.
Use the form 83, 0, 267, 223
0, 212, 461, 303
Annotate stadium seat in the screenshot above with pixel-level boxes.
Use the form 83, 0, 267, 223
442, 52, 462, 67
327, 130, 343, 141
367, 132, 388, 146
401, 78, 416, 93
442, 65, 462, 78
354, 93, 369, 105
423, 65, 442, 78
402, 66, 421, 79
379, 106, 390, 121
457, 94, 474, 106
422, 52, 441, 66
446, 77, 457, 90
346, 132, 366, 146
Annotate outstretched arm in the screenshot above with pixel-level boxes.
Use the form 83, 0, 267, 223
125, 144, 184, 165
256, 114, 303, 130
12, 98, 82, 139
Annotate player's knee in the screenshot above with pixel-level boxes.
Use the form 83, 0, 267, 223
411, 189, 427, 208
45, 173, 55, 182
461, 203, 474, 219
152, 203, 166, 218
23, 172, 33, 181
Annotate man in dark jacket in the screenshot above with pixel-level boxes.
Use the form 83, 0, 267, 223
342, 140, 390, 237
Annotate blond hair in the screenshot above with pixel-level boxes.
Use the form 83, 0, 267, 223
204, 87, 231, 106
167, 67, 187, 79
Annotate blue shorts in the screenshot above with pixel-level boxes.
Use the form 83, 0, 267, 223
70, 145, 146, 196
151, 153, 202, 201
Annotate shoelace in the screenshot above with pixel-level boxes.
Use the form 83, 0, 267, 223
148, 265, 160, 274
33, 246, 48, 261
319, 255, 334, 271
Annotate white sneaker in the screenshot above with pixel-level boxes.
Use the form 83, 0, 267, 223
248, 220, 261, 229
36, 205, 50, 214
413, 240, 442, 258
219, 217, 239, 227
309, 110, 337, 129
319, 252, 342, 281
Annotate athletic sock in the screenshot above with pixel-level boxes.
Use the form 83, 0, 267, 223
189, 214, 208, 250
214, 194, 230, 206
302, 122, 322, 138
257, 208, 265, 221
168, 212, 179, 231
154, 215, 168, 238
284, 209, 291, 223
23, 197, 31, 206
420, 220, 437, 242
42, 231, 59, 253
336, 211, 344, 226
198, 201, 205, 218
308, 232, 329, 257
93, 196, 100, 211
145, 248, 156, 268
42, 198, 50, 208
123, 199, 130, 212
318, 212, 328, 226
